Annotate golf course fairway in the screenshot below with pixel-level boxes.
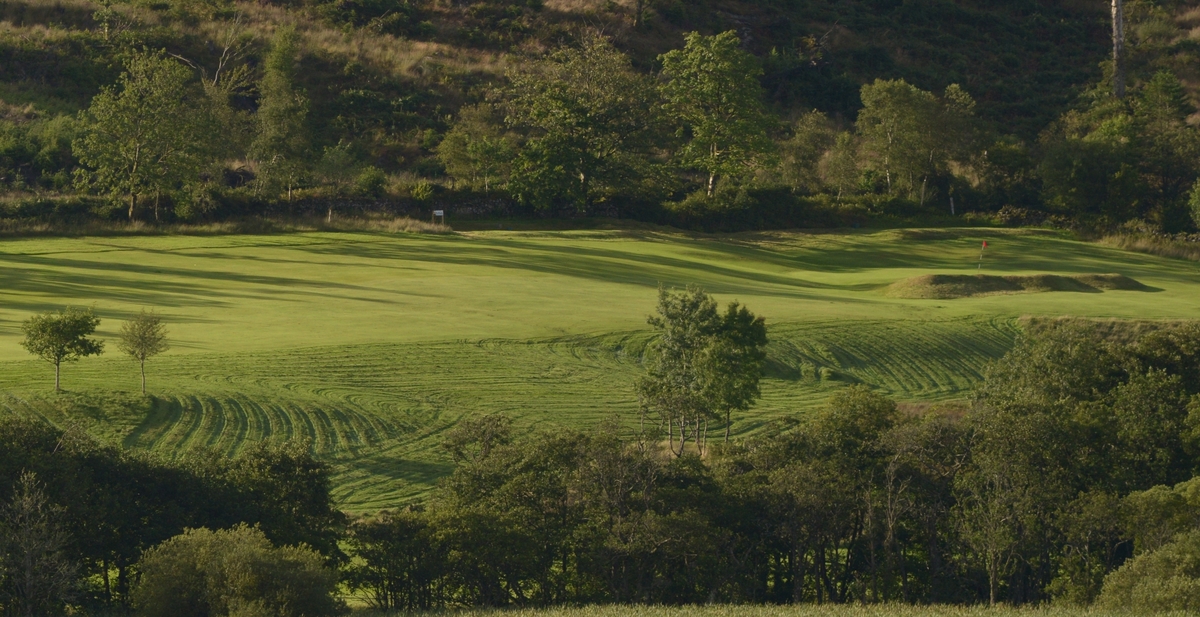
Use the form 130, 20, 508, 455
0, 226, 1195, 511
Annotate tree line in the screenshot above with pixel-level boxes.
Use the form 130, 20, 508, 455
437, 29, 1200, 232
3, 12, 1192, 233
0, 423, 344, 614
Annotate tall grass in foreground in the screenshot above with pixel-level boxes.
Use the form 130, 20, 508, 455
353, 606, 1181, 617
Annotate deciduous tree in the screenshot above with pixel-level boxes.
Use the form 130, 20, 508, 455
638, 287, 767, 454
437, 103, 515, 193
660, 31, 776, 196
857, 79, 976, 204
118, 309, 169, 394
506, 35, 663, 211
132, 525, 343, 617
250, 26, 310, 201
0, 472, 78, 617
20, 307, 104, 392
74, 50, 210, 221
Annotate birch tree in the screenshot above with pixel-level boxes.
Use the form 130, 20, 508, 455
857, 79, 975, 204
0, 472, 78, 616
637, 287, 767, 455
660, 31, 775, 196
118, 309, 169, 394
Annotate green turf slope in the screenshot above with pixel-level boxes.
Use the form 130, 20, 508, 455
0, 227, 1194, 510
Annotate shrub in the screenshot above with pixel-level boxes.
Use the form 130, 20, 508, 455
354, 166, 387, 198
132, 525, 344, 617
1098, 529, 1200, 611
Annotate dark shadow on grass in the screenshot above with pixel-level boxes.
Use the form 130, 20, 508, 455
349, 454, 454, 486
294, 235, 886, 303
0, 250, 440, 310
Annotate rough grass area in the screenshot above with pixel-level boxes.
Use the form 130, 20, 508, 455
885, 273, 1152, 299
1100, 233, 1200, 262
1021, 317, 1200, 344
0, 214, 452, 237
0, 227, 1195, 510
353, 605, 1172, 617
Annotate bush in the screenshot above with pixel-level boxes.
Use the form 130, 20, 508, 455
354, 166, 387, 198
1098, 529, 1200, 611
132, 525, 345, 617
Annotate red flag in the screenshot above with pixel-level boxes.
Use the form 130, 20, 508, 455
982, 241, 988, 248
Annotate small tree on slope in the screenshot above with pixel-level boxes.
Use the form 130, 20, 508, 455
20, 307, 103, 393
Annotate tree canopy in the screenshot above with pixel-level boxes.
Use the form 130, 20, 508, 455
74, 51, 210, 221
20, 307, 104, 392
660, 31, 775, 197
505, 35, 664, 211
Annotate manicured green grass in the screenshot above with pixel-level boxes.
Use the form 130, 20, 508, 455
0, 227, 1196, 510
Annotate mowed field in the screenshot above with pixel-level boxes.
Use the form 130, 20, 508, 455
0, 226, 1195, 511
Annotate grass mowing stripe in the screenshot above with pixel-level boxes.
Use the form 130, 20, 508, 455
0, 228, 1194, 509
0, 319, 1027, 507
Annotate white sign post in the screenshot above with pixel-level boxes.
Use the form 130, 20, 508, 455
432, 209, 445, 225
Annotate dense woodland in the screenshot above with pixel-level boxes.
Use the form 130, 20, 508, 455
4, 292, 1200, 614
1, 0, 1199, 232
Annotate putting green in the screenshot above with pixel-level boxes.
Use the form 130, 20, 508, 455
0, 227, 1194, 510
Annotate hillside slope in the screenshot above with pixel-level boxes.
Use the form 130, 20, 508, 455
0, 0, 1111, 180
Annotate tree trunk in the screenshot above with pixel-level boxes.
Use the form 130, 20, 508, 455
140, 360, 146, 395
154, 190, 160, 222
54, 361, 60, 393
128, 193, 136, 221
580, 171, 589, 211
988, 554, 998, 606
724, 410, 731, 443
1113, 0, 1126, 99
707, 173, 716, 197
